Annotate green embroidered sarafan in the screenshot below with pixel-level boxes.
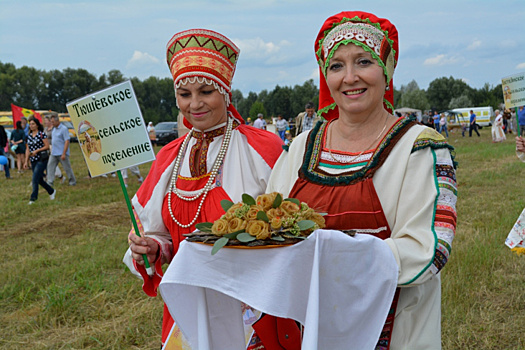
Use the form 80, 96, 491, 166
299, 116, 457, 186
300, 117, 417, 186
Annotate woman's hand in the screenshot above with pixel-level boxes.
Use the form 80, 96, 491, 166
517, 136, 525, 153
128, 233, 159, 266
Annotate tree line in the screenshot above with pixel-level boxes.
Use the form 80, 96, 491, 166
394, 77, 504, 113
0, 61, 504, 125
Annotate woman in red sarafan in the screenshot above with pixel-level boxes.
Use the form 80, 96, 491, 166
124, 28, 283, 348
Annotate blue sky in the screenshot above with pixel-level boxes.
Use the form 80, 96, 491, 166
1, 0, 524, 96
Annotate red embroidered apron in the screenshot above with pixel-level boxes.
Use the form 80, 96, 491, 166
289, 176, 399, 350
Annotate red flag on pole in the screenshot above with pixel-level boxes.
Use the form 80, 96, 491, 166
10, 104, 42, 127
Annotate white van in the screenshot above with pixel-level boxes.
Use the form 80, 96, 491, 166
448, 107, 494, 128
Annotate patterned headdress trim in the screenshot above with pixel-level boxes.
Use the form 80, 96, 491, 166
166, 29, 245, 127
314, 12, 399, 120
167, 29, 239, 95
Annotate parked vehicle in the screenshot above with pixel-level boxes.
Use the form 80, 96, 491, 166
445, 107, 494, 129
155, 122, 178, 145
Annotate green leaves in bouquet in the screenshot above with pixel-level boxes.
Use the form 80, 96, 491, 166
211, 230, 253, 255
297, 220, 316, 231
211, 237, 229, 255
271, 234, 285, 241
242, 193, 256, 206
284, 198, 301, 207
221, 199, 234, 212
224, 230, 245, 239
237, 232, 256, 242
256, 211, 269, 222
272, 193, 283, 208
195, 222, 213, 233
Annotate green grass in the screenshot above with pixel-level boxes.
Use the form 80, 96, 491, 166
0, 146, 163, 349
1, 127, 524, 349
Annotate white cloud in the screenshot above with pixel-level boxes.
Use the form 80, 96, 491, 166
234, 37, 292, 63
126, 51, 160, 68
517, 62, 525, 70
423, 54, 460, 66
467, 39, 481, 50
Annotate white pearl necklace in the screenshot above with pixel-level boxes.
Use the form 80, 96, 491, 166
168, 116, 233, 228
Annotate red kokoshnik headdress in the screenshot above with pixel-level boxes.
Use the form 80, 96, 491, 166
166, 29, 245, 128
314, 11, 399, 120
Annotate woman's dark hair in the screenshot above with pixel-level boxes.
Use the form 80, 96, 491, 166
29, 117, 44, 132
16, 121, 23, 130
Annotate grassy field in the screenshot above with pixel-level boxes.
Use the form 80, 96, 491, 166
0, 126, 524, 349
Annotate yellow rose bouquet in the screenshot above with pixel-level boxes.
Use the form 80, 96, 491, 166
185, 192, 326, 255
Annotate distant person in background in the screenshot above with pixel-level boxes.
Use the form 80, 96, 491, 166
147, 122, 157, 147
253, 113, 267, 130
275, 114, 289, 140
44, 116, 64, 182
21, 116, 29, 136
24, 117, 55, 204
461, 122, 467, 137
439, 113, 449, 138
0, 124, 10, 179
491, 110, 506, 143
295, 101, 320, 135
121, 165, 144, 188
246, 117, 252, 126
503, 108, 512, 134
10, 121, 26, 173
469, 110, 480, 137
47, 115, 76, 186
432, 111, 440, 131
421, 112, 431, 128
518, 105, 525, 136
284, 130, 293, 146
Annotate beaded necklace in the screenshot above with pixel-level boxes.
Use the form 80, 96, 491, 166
168, 116, 233, 228
327, 115, 388, 164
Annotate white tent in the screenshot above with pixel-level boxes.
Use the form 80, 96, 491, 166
394, 107, 422, 120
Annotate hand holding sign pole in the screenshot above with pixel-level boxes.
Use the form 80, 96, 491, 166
116, 169, 154, 275
67, 80, 156, 276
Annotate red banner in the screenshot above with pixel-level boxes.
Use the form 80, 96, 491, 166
10, 103, 42, 127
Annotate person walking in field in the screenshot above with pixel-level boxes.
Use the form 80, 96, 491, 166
469, 110, 480, 137
492, 110, 506, 143
439, 113, 449, 138
47, 115, 76, 186
24, 118, 55, 204
275, 115, 289, 140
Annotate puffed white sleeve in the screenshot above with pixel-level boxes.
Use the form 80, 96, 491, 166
266, 132, 308, 196
377, 143, 457, 286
